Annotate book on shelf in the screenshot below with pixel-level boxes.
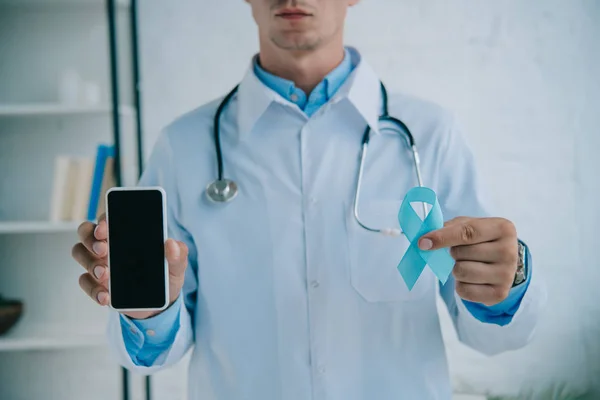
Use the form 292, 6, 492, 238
71, 158, 95, 221
49, 144, 116, 223
49, 156, 77, 222
88, 144, 116, 221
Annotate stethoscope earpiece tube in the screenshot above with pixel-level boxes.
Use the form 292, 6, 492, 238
353, 83, 424, 235
212, 85, 240, 182
207, 85, 240, 203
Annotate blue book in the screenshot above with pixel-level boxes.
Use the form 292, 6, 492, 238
87, 144, 115, 221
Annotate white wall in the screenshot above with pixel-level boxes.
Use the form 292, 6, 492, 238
138, 1, 600, 399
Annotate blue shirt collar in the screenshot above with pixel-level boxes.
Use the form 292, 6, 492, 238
236, 46, 382, 140
253, 47, 354, 115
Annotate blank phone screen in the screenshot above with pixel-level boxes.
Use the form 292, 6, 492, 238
107, 189, 166, 309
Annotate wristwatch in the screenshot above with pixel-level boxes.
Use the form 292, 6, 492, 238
512, 241, 527, 287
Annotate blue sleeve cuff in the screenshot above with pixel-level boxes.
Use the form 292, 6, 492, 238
130, 294, 183, 345
462, 240, 532, 326
119, 293, 183, 366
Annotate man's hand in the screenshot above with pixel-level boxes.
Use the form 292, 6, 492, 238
418, 217, 519, 306
71, 213, 189, 320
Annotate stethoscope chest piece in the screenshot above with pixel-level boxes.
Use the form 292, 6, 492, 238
206, 179, 238, 203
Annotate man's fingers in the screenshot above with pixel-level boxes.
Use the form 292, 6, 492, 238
77, 219, 107, 257
419, 218, 514, 250
71, 243, 110, 283
443, 216, 470, 227
450, 240, 517, 264
94, 218, 108, 241
455, 281, 509, 306
79, 273, 110, 306
77, 221, 97, 253
452, 261, 506, 285
165, 239, 189, 278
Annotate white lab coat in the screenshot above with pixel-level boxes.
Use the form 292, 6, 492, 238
105, 47, 546, 400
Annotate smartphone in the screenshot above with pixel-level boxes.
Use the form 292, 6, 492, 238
105, 187, 169, 312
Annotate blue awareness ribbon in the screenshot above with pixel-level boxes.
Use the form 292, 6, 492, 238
397, 187, 455, 290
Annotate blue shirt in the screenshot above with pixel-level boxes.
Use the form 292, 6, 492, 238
119, 47, 532, 368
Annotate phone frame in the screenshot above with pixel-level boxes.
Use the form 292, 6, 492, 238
105, 186, 170, 312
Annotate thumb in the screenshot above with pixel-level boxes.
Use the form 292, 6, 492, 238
165, 239, 188, 277
443, 216, 470, 227
418, 218, 467, 250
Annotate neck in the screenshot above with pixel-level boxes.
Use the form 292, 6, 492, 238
257, 38, 346, 94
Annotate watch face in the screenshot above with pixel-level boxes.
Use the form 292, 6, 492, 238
513, 268, 526, 286
517, 242, 525, 265
513, 242, 526, 287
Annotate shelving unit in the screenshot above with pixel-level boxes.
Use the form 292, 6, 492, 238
0, 103, 135, 117
0, 0, 144, 399
0, 221, 83, 234
0, 323, 106, 352
0, 0, 130, 7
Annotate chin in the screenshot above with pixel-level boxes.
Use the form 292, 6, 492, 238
272, 33, 322, 51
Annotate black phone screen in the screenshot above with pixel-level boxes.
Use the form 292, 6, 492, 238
107, 189, 167, 310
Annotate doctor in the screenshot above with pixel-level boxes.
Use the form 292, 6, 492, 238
72, 0, 545, 399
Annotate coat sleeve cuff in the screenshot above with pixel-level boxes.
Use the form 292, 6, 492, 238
118, 293, 183, 365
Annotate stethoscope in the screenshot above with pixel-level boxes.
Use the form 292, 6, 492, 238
206, 82, 426, 237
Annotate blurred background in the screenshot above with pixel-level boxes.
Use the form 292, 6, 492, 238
0, 0, 598, 399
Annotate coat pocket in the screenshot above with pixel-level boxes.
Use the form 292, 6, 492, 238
345, 200, 434, 302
